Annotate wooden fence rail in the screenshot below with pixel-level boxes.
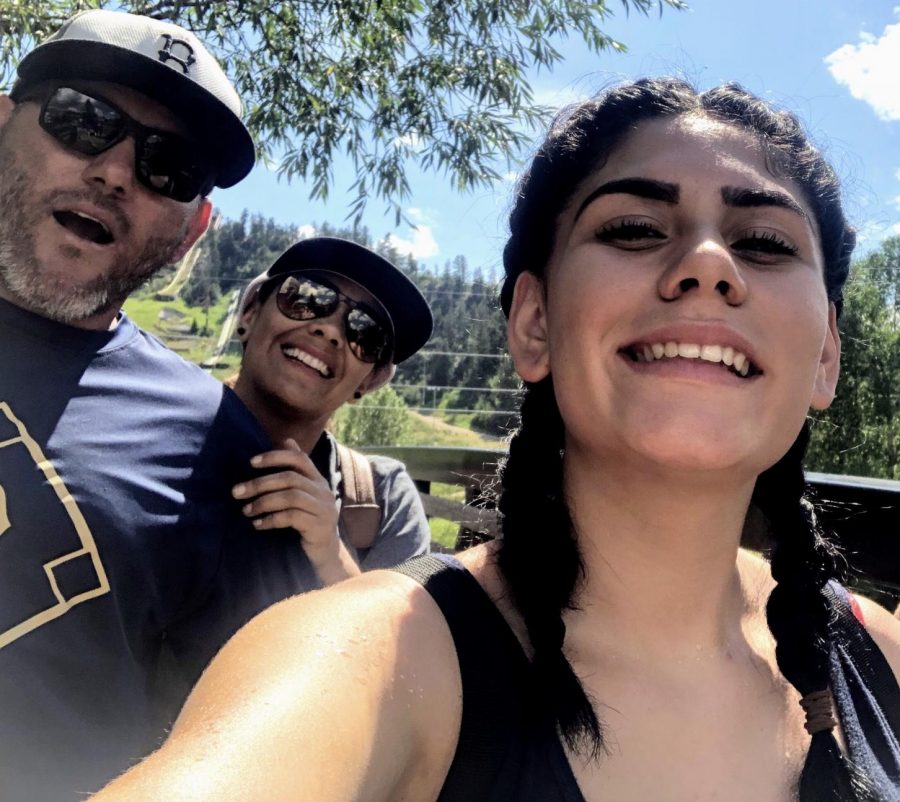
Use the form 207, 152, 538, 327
363, 446, 900, 607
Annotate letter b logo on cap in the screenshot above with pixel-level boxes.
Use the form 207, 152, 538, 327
157, 33, 196, 75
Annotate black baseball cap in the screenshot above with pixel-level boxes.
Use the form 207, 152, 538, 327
11, 9, 254, 188
243, 238, 434, 364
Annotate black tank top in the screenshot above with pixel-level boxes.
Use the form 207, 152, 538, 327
394, 555, 900, 801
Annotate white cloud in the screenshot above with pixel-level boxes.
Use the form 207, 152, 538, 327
295, 223, 317, 239
386, 227, 439, 260
825, 22, 900, 120
500, 171, 519, 184
384, 209, 439, 259
392, 133, 422, 150
854, 218, 900, 246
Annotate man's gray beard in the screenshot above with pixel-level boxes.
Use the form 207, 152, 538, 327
0, 145, 189, 325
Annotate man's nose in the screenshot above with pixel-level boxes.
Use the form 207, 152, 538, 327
81, 138, 136, 198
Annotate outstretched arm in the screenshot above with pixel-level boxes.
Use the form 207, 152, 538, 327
91, 572, 462, 802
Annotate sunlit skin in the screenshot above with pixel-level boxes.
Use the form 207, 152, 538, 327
88, 117, 900, 802
0, 81, 210, 330
232, 273, 393, 585
497, 115, 841, 798
513, 115, 839, 491
233, 271, 387, 448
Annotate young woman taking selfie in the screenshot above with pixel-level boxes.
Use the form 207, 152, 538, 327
94, 78, 900, 802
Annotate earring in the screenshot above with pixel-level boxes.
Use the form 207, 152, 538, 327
236, 325, 246, 336
353, 391, 362, 400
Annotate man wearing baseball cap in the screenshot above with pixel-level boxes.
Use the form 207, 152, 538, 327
230, 237, 433, 587
0, 11, 310, 799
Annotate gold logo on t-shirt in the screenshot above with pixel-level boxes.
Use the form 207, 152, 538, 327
0, 402, 109, 649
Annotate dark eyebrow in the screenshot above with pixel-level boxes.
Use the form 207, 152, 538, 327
574, 178, 679, 221
721, 186, 808, 219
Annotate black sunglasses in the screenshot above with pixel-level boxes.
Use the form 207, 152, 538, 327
273, 274, 394, 364
36, 86, 215, 202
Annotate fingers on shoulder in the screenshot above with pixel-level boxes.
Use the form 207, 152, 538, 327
252, 446, 319, 476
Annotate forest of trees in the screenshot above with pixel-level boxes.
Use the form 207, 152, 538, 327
806, 237, 900, 479
182, 211, 900, 478
185, 212, 520, 436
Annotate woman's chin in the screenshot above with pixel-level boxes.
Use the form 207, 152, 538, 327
572, 427, 781, 484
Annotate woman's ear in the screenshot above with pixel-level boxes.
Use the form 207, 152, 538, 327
507, 271, 551, 383
810, 302, 841, 410
354, 363, 396, 400
236, 303, 259, 346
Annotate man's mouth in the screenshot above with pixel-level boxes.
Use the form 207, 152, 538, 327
53, 210, 114, 245
621, 341, 761, 378
281, 345, 334, 378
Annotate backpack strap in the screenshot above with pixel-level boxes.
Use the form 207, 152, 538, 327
335, 442, 381, 551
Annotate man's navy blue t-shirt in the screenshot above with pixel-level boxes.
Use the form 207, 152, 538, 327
0, 298, 311, 799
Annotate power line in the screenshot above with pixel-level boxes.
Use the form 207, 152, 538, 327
345, 405, 519, 416
416, 350, 510, 359
170, 276, 504, 299
394, 383, 520, 394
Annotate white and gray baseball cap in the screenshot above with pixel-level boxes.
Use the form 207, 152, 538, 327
11, 9, 254, 188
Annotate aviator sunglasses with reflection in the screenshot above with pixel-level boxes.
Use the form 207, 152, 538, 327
34, 86, 215, 202
271, 273, 394, 365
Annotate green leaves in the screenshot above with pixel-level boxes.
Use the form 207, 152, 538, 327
1, 0, 685, 220
807, 237, 900, 479
332, 385, 411, 447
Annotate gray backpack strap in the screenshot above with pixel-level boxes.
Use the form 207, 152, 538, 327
336, 442, 381, 551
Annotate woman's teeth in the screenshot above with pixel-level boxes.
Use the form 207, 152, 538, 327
632, 342, 755, 377
282, 346, 332, 377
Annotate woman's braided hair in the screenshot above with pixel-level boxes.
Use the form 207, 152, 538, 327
496, 78, 868, 795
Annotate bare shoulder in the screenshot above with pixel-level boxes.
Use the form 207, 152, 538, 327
738, 549, 900, 681
185, 568, 464, 745
852, 593, 900, 681
93, 571, 462, 802
202, 569, 458, 688
736, 547, 777, 602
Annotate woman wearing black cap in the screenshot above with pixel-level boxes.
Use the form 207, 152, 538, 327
229, 237, 434, 586
94, 81, 900, 802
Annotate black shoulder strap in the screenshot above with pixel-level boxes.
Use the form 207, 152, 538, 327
823, 582, 900, 792
393, 555, 530, 801
824, 582, 900, 732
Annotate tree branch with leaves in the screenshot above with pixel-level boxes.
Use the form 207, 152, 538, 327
1, 0, 686, 221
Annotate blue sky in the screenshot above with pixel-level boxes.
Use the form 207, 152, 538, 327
212, 0, 900, 278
